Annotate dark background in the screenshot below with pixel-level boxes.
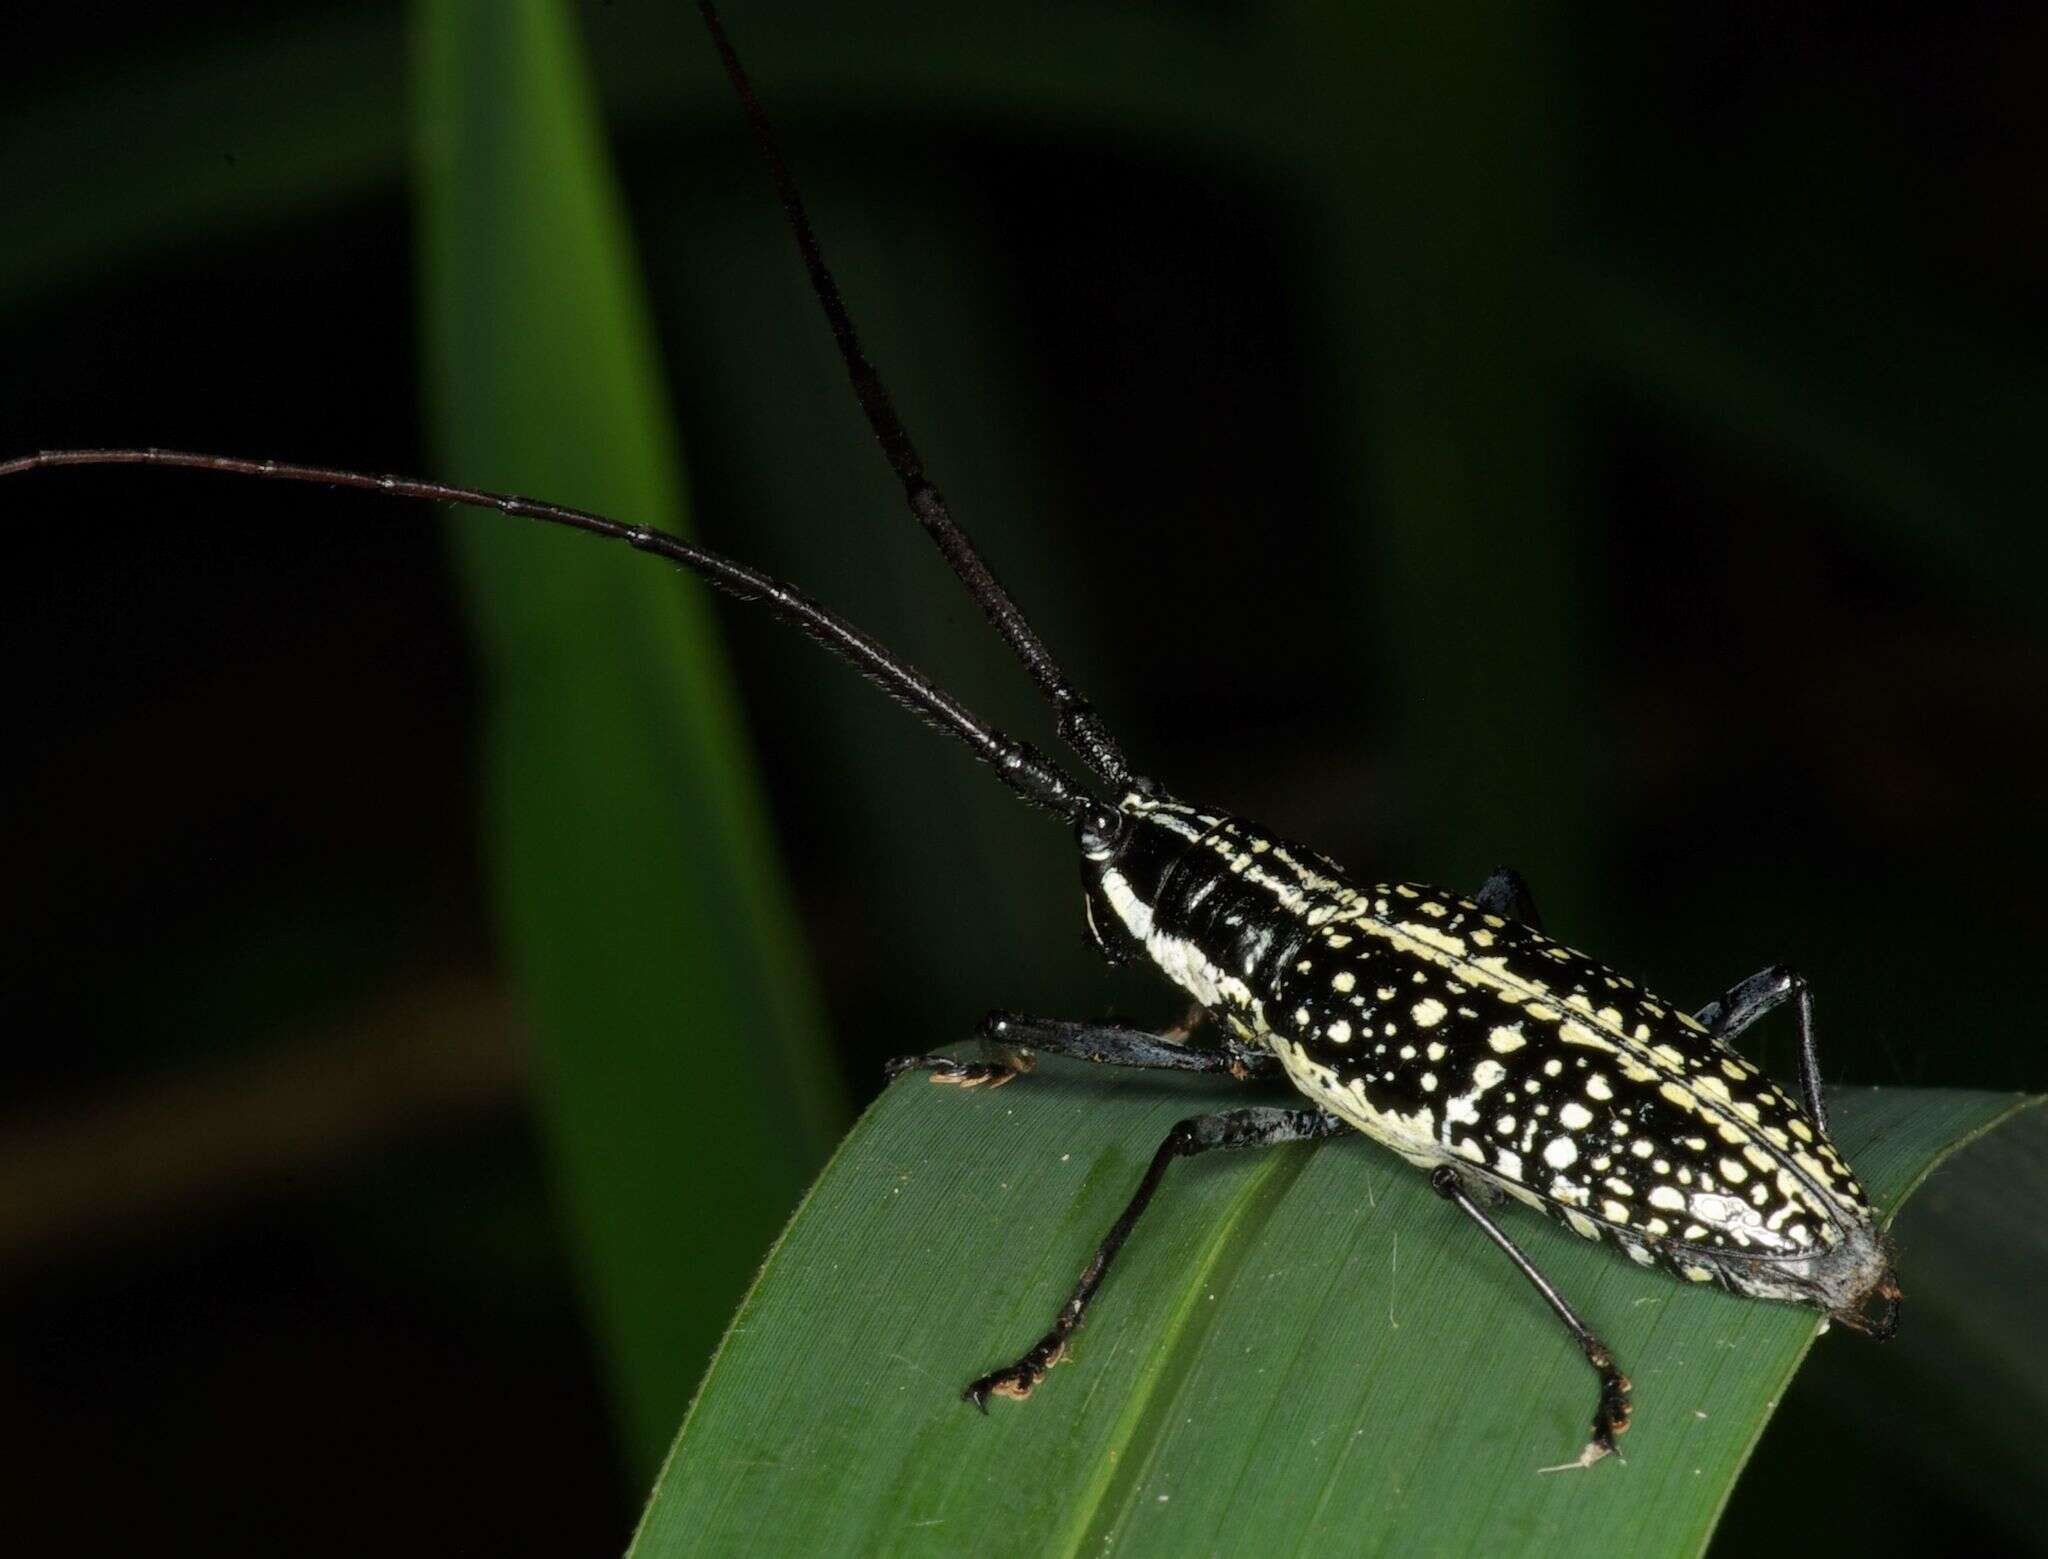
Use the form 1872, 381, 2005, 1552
4, 1, 2043, 1552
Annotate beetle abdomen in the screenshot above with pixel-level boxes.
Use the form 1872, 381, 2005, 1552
1265, 883, 1880, 1275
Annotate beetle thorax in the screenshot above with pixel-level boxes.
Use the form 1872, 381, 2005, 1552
1080, 795, 1354, 1040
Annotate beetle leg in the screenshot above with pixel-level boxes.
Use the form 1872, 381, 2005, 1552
1472, 867, 1544, 932
1429, 1165, 1631, 1469
1691, 966, 1825, 1134
886, 1012, 1279, 1088
964, 1106, 1346, 1406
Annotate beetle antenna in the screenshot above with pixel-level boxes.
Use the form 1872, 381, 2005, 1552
696, 1, 1149, 799
0, 449, 1100, 825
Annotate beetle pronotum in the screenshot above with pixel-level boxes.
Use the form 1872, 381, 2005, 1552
4, 4, 1901, 1470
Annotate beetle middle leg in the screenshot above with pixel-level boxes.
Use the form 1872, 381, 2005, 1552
1429, 1165, 1632, 1469
1691, 965, 1825, 1133
1473, 867, 1544, 931
965, 1105, 1345, 1406
886, 1011, 1279, 1089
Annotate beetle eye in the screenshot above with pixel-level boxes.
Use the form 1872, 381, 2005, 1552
1076, 804, 1124, 858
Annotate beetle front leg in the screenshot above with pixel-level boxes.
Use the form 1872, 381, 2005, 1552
886, 1011, 1279, 1089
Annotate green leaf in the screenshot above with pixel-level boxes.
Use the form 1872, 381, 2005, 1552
411, 0, 840, 1469
632, 1075, 2034, 1555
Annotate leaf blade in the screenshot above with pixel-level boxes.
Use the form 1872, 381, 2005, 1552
633, 1077, 2034, 1555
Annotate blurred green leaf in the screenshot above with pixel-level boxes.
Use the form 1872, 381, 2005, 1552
0, 5, 1277, 311
632, 1078, 2033, 1555
412, 0, 840, 1468
1570, 255, 2048, 618
1282, 0, 1600, 917
0, 12, 404, 306
1719, 1106, 2048, 1554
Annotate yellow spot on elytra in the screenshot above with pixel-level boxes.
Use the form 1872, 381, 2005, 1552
1556, 1024, 1617, 1062
1585, 1074, 1613, 1101
1559, 1102, 1594, 1130
1412, 998, 1446, 1027
1488, 1026, 1526, 1053
1397, 922, 1469, 958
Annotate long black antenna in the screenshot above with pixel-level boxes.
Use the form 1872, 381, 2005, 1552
696, 1, 1149, 800
0, 449, 1099, 824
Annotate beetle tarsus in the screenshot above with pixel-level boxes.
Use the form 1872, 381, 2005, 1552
883, 1054, 1022, 1088
964, 1341, 1064, 1409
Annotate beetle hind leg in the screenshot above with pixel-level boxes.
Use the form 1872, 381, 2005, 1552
1692, 965, 1826, 1133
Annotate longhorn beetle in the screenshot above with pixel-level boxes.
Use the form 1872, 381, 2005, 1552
3, 4, 1899, 1470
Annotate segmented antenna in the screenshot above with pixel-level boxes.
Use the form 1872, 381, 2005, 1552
696, 1, 1149, 800
0, 449, 1098, 824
